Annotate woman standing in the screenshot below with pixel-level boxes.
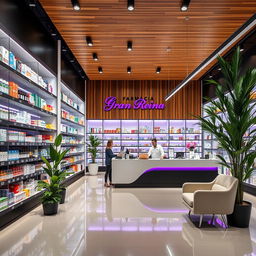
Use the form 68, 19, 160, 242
105, 139, 117, 187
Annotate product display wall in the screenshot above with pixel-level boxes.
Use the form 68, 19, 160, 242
0, 26, 85, 220
87, 119, 202, 166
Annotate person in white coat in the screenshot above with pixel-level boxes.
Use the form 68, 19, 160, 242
148, 138, 164, 159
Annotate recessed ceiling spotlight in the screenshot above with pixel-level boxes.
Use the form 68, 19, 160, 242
209, 75, 213, 78
70, 60, 75, 63
218, 67, 221, 71
93, 53, 98, 61
28, 0, 36, 7
51, 32, 57, 36
127, 41, 133, 51
86, 36, 93, 47
62, 48, 67, 52
181, 0, 190, 11
98, 67, 103, 73
127, 66, 132, 74
156, 67, 161, 74
166, 47, 171, 52
127, 0, 135, 11
71, 0, 80, 11
239, 44, 244, 52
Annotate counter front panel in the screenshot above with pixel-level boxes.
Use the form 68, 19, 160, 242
112, 159, 219, 188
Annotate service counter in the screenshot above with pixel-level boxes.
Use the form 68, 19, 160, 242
112, 159, 219, 188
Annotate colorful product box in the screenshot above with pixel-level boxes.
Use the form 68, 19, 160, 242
0, 46, 9, 65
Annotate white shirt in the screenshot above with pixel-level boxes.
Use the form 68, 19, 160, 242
148, 145, 164, 159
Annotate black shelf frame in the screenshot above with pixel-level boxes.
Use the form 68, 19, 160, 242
61, 100, 84, 116
0, 119, 56, 132
0, 92, 56, 117
61, 132, 84, 137
0, 141, 53, 146
0, 169, 45, 186
0, 60, 56, 98
61, 117, 85, 128
0, 156, 50, 167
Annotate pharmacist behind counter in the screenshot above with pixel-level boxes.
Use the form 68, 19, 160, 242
147, 138, 164, 159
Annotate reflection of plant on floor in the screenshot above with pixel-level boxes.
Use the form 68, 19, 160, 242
197, 47, 256, 204
38, 134, 70, 204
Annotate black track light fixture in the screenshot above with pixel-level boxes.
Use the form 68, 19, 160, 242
127, 66, 132, 74
239, 44, 245, 52
180, 0, 190, 11
156, 67, 161, 74
127, 0, 135, 11
127, 41, 133, 51
28, 0, 36, 7
71, 0, 80, 11
86, 36, 93, 47
98, 67, 103, 73
93, 53, 98, 61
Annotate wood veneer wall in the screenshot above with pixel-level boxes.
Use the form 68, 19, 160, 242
86, 80, 201, 120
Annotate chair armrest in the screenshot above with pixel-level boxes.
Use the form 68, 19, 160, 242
182, 182, 213, 193
193, 190, 235, 214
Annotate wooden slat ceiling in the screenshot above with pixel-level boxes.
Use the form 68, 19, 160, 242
39, 0, 256, 80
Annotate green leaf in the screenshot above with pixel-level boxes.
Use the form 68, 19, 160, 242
55, 134, 62, 147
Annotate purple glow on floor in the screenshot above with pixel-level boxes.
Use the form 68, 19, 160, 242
143, 166, 218, 175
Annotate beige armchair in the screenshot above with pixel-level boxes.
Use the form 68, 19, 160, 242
182, 174, 238, 227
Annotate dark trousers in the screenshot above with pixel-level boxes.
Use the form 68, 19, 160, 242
105, 165, 112, 183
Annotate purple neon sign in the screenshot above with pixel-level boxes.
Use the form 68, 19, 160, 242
104, 96, 165, 111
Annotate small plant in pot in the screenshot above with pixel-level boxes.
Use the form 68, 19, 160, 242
87, 135, 101, 175
38, 134, 70, 214
197, 47, 256, 227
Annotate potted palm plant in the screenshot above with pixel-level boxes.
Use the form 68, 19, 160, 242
198, 47, 256, 227
87, 135, 101, 175
38, 134, 70, 214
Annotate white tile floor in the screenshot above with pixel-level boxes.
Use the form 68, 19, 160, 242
0, 174, 255, 256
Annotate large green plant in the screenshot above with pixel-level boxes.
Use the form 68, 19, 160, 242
198, 47, 256, 204
87, 135, 101, 163
38, 134, 70, 204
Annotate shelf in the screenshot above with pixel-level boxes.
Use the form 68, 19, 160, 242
0, 119, 56, 132
0, 60, 56, 98
0, 169, 45, 186
65, 152, 84, 157
61, 132, 84, 137
0, 190, 44, 217
0, 92, 56, 118
0, 141, 53, 147
61, 101, 84, 116
62, 159, 84, 168
0, 156, 50, 167
61, 143, 84, 147
61, 118, 85, 128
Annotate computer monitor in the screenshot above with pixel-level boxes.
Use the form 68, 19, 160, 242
175, 152, 185, 159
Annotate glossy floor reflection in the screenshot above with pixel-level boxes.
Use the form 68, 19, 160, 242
0, 174, 256, 256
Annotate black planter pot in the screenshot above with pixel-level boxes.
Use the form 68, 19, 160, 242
43, 202, 59, 215
60, 188, 66, 204
227, 201, 252, 228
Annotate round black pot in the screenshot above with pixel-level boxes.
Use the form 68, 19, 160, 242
227, 201, 252, 228
43, 202, 59, 215
60, 188, 66, 204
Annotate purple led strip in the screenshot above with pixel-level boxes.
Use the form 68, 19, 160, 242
143, 167, 218, 175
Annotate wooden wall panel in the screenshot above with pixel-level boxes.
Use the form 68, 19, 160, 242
86, 80, 201, 119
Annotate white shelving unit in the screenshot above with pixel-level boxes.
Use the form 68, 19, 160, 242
86, 119, 202, 166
